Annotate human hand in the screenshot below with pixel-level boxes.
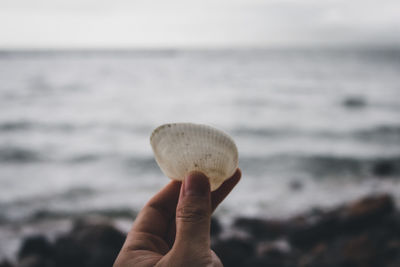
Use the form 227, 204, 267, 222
113, 169, 241, 267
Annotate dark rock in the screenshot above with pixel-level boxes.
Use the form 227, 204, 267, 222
68, 219, 125, 267
11, 194, 400, 267
50, 219, 125, 267
289, 210, 339, 248
17, 255, 53, 267
86, 248, 122, 267
256, 240, 291, 257
338, 194, 395, 231
297, 233, 387, 267
233, 217, 288, 240
53, 236, 87, 267
70, 219, 125, 250
373, 160, 395, 176
245, 240, 295, 267
343, 235, 379, 266
288, 196, 399, 266
0, 260, 14, 267
16, 219, 126, 267
18, 235, 53, 261
212, 237, 255, 267
210, 216, 222, 237
289, 194, 395, 248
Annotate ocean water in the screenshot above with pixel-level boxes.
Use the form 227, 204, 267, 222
0, 48, 400, 257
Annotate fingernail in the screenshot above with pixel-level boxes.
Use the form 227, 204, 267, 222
184, 171, 210, 197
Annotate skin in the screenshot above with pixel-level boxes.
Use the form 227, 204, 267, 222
114, 169, 241, 267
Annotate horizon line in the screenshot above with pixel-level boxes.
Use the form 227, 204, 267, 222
1, 43, 400, 52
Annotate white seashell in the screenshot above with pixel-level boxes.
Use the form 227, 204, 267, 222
150, 123, 239, 191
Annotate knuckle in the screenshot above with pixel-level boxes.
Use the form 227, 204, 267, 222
176, 205, 209, 223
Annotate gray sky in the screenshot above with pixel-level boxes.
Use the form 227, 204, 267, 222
0, 0, 399, 49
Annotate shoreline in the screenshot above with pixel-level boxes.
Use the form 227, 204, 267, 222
1, 193, 399, 267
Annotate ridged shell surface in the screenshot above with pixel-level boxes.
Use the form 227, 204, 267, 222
150, 123, 238, 191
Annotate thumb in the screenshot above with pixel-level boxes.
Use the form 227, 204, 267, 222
174, 171, 212, 250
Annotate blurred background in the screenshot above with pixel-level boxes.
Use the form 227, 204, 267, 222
0, 0, 400, 261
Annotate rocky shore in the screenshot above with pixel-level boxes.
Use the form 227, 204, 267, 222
1, 194, 399, 267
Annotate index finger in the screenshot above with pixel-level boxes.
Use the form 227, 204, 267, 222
211, 168, 241, 211
130, 180, 181, 238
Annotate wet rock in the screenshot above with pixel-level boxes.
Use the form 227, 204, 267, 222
289, 210, 339, 248
0, 260, 14, 267
342, 235, 378, 266
53, 236, 87, 267
17, 255, 53, 267
233, 217, 288, 240
289, 194, 395, 248
247, 255, 296, 267
210, 216, 222, 237
288, 196, 399, 266
70, 219, 125, 250
58, 219, 125, 267
373, 160, 395, 176
244, 240, 296, 267
212, 237, 255, 267
18, 235, 53, 261
11, 194, 400, 267
338, 194, 395, 231
16, 219, 126, 267
297, 233, 393, 267
256, 240, 291, 256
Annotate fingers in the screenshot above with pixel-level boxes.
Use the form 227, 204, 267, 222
166, 168, 241, 247
124, 168, 241, 255
174, 172, 212, 251
211, 168, 241, 212
129, 180, 181, 239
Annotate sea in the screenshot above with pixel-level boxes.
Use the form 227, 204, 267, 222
0, 48, 399, 258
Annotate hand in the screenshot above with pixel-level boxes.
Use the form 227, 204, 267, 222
114, 169, 241, 267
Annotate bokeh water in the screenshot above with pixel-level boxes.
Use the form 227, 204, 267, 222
0, 48, 400, 257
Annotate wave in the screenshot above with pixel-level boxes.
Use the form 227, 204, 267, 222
0, 120, 152, 134
1, 120, 399, 145
0, 121, 75, 132
66, 154, 108, 164
0, 145, 157, 165
355, 125, 400, 141
0, 186, 136, 224
0, 207, 137, 225
0, 121, 33, 131
232, 125, 400, 142
1, 143, 399, 179
66, 155, 158, 170
239, 154, 400, 178
64, 152, 400, 178
30, 208, 136, 221
0, 147, 42, 163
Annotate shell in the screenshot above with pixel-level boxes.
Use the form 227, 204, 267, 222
150, 123, 238, 191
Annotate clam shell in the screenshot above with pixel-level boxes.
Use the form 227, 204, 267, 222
150, 123, 238, 191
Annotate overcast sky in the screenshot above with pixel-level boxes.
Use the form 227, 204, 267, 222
0, 0, 399, 49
